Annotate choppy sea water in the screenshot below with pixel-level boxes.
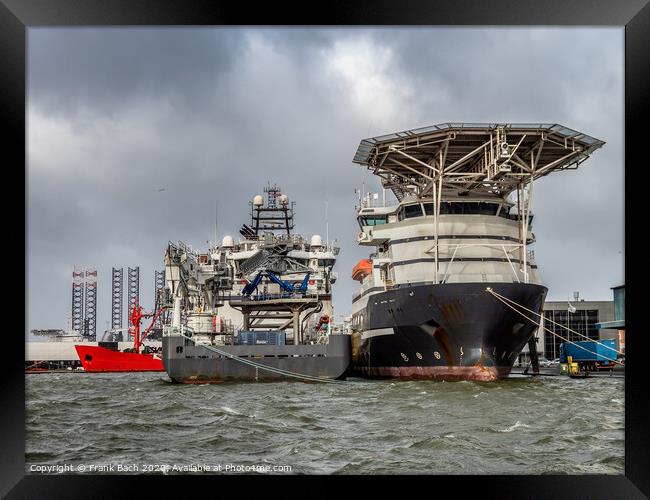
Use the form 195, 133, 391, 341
26, 373, 624, 475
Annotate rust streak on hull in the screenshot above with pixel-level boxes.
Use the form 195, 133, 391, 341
358, 365, 504, 381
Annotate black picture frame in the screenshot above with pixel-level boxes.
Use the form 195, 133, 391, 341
2, 1, 647, 497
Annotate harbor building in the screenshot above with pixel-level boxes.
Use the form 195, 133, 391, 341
596, 285, 625, 354
519, 296, 617, 364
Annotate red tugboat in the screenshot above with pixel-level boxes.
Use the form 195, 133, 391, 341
75, 302, 165, 372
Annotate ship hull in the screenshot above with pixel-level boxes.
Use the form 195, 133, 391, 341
162, 334, 351, 383
75, 345, 164, 372
351, 282, 547, 381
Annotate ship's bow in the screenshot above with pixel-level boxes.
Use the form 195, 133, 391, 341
353, 282, 547, 381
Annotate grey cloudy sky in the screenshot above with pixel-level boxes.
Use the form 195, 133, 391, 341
27, 27, 624, 337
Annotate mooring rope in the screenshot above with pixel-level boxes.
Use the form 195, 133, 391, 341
487, 287, 624, 356
176, 332, 346, 384
485, 288, 624, 366
26, 360, 48, 370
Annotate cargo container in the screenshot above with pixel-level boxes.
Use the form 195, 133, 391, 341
235, 330, 286, 346
559, 340, 617, 371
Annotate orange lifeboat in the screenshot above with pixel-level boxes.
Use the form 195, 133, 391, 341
352, 259, 372, 282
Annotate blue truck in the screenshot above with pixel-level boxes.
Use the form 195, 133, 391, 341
559, 339, 617, 371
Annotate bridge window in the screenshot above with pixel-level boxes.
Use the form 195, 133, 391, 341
358, 215, 388, 227
476, 202, 499, 215
500, 210, 535, 225
423, 202, 500, 216
448, 202, 498, 215
399, 204, 424, 220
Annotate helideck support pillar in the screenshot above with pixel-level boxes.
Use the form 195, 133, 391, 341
292, 307, 301, 345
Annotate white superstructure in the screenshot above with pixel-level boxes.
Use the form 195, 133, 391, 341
350, 123, 605, 327
163, 184, 339, 344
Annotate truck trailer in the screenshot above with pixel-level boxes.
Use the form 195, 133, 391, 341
559, 339, 617, 372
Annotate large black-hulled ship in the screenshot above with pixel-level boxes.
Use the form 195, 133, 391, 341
349, 123, 604, 381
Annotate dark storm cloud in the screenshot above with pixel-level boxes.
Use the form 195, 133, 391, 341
367, 28, 621, 122
27, 28, 623, 336
28, 28, 245, 118
355, 28, 624, 301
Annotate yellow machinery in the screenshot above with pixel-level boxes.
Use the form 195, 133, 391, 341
567, 355, 580, 376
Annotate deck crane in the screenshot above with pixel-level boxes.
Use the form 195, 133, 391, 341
242, 270, 311, 296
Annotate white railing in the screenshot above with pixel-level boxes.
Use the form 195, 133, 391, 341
357, 191, 396, 209
163, 324, 195, 338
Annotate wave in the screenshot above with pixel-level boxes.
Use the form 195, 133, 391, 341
496, 421, 530, 433
221, 406, 244, 416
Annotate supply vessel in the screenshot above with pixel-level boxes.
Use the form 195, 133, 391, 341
349, 123, 605, 381
161, 184, 350, 383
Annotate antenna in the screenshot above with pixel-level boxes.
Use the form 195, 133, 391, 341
325, 199, 329, 247
325, 180, 330, 248
215, 199, 218, 249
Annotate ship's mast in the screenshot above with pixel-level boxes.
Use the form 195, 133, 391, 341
244, 182, 295, 238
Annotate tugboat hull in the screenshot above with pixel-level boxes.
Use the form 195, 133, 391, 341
162, 334, 351, 383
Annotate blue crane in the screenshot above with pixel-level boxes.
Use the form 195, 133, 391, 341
242, 271, 264, 296
297, 272, 311, 294
243, 271, 311, 296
